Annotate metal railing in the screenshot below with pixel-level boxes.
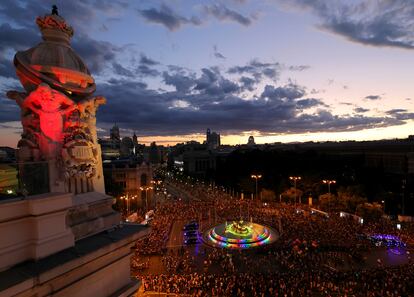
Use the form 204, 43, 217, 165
0, 160, 49, 199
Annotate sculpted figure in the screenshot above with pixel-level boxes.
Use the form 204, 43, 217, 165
21, 84, 77, 142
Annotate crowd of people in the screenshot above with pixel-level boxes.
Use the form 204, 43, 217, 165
132, 173, 414, 296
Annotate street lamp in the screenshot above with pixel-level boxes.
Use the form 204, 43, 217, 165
151, 180, 162, 208
251, 174, 262, 201
120, 193, 136, 215
322, 179, 336, 194
140, 186, 153, 212
289, 176, 301, 205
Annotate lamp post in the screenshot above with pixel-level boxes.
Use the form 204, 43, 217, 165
151, 180, 162, 208
322, 180, 336, 194
251, 174, 262, 201
289, 176, 301, 205
140, 186, 153, 212
120, 193, 136, 216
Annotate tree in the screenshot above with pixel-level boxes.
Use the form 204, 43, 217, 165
318, 193, 344, 212
261, 188, 276, 202
356, 203, 383, 221
281, 187, 303, 203
337, 186, 367, 213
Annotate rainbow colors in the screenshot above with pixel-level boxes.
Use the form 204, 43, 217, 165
205, 221, 276, 249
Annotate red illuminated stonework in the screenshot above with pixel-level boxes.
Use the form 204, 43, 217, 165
7, 10, 105, 194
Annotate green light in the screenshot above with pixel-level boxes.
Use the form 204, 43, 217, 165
225, 220, 253, 237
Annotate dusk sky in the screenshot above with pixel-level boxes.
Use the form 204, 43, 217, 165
0, 0, 413, 146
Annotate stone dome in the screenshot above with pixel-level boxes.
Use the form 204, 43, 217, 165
13, 12, 95, 98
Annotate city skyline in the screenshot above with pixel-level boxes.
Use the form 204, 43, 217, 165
1, 0, 414, 147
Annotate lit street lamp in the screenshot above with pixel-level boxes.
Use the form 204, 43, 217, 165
322, 179, 336, 194
251, 174, 262, 201
120, 193, 137, 216
151, 180, 162, 208
140, 186, 153, 212
289, 176, 301, 205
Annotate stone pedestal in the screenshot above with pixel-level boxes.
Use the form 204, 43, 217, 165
0, 193, 74, 272
0, 219, 149, 297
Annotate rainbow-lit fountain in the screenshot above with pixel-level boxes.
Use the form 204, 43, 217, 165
204, 220, 277, 249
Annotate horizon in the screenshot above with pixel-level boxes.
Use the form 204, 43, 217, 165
1, 1, 413, 148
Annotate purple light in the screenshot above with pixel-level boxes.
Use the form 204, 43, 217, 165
369, 234, 406, 248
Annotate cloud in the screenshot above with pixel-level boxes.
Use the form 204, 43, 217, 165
140, 54, 159, 66
289, 65, 310, 71
204, 4, 253, 26
194, 68, 240, 96
354, 107, 369, 113
228, 59, 281, 81
112, 62, 134, 77
0, 1, 124, 77
93, 73, 407, 137
296, 98, 328, 109
385, 109, 414, 121
138, 4, 202, 31
281, 0, 414, 50
239, 76, 255, 91
163, 70, 196, 93
72, 34, 120, 74
137, 65, 160, 77
213, 45, 226, 59
260, 83, 305, 101
0, 97, 20, 122
364, 95, 381, 100
0, 23, 39, 51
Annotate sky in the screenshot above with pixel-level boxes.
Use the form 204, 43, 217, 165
0, 0, 414, 146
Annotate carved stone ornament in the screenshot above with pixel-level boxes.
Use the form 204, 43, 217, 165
62, 139, 98, 178
36, 14, 74, 37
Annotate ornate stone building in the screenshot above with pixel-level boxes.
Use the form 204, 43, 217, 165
0, 7, 148, 296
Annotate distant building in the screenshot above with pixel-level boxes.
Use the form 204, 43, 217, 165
120, 136, 134, 157
149, 142, 161, 164
247, 136, 256, 146
206, 128, 220, 149
103, 159, 153, 208
110, 123, 121, 141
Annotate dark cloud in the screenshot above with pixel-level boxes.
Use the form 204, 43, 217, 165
0, 2, 124, 77
194, 68, 240, 96
239, 76, 255, 91
386, 109, 407, 115
0, 23, 39, 52
261, 83, 305, 101
0, 97, 20, 122
204, 4, 253, 26
364, 95, 381, 100
137, 65, 160, 77
385, 109, 414, 121
72, 34, 120, 74
91, 73, 407, 137
162, 70, 196, 93
283, 0, 414, 49
289, 65, 310, 71
228, 59, 281, 81
296, 98, 327, 109
112, 62, 134, 77
214, 52, 226, 59
354, 107, 369, 113
213, 45, 226, 59
140, 54, 159, 66
138, 4, 202, 31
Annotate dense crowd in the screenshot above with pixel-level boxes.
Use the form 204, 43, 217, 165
132, 174, 414, 296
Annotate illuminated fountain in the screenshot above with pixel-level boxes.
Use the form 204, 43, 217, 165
204, 220, 277, 249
